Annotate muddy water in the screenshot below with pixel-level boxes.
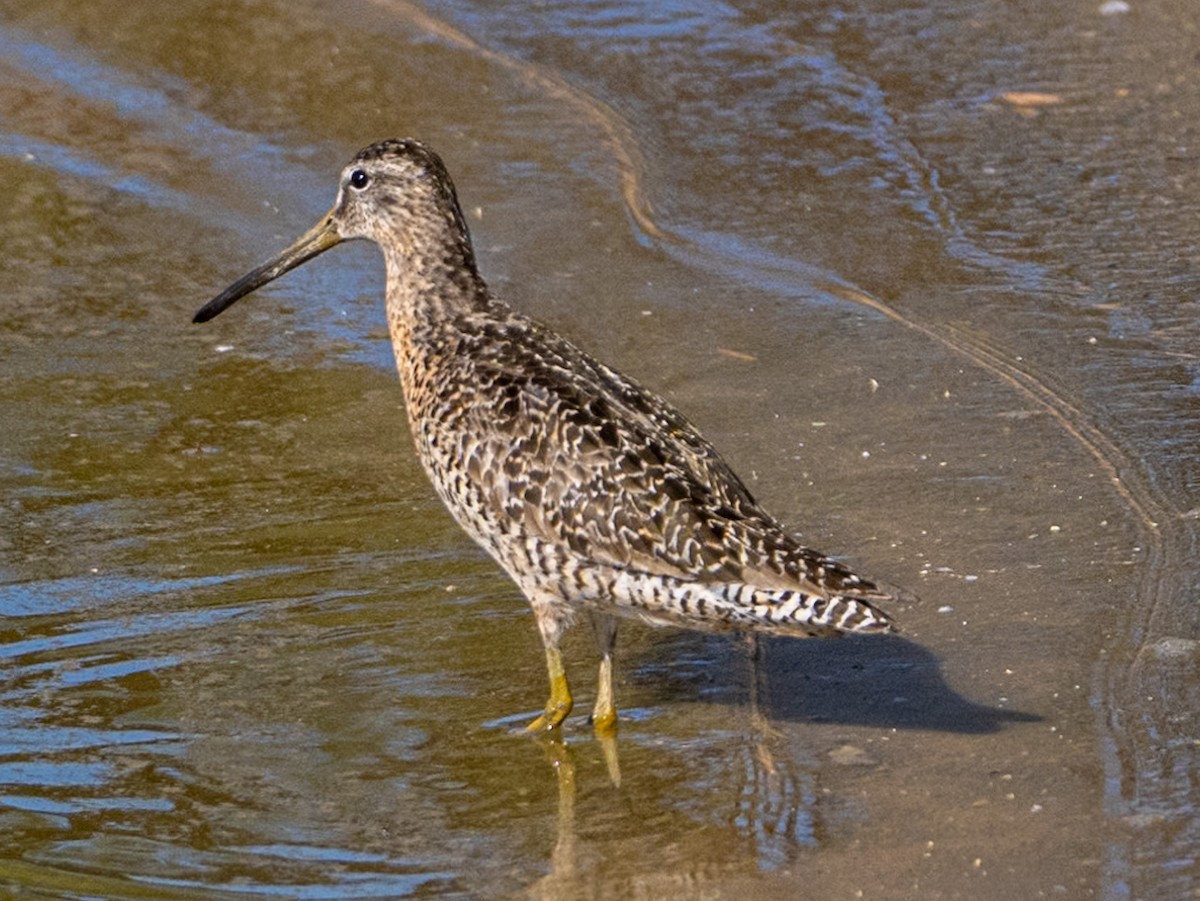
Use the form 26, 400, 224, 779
0, 0, 1197, 897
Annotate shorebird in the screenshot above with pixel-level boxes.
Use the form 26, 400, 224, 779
194, 139, 899, 734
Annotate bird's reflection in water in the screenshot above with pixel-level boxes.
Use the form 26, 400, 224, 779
521, 622, 1039, 896
526, 639, 820, 898
532, 735, 579, 898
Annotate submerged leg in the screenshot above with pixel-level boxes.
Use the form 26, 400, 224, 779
745, 632, 782, 743
590, 612, 621, 786
526, 602, 574, 733
589, 612, 618, 733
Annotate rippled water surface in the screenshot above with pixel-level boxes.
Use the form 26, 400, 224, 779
2, 0, 1198, 897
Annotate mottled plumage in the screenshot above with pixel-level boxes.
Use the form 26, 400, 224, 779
195, 139, 899, 732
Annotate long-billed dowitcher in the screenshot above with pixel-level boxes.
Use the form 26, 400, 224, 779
195, 139, 899, 734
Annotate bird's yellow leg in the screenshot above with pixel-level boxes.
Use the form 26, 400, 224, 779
592, 655, 618, 734
589, 613, 619, 735
526, 645, 573, 732
592, 651, 622, 787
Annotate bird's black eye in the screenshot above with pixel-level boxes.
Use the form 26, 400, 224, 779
349, 168, 370, 190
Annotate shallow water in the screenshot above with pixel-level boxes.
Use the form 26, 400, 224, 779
1, 0, 1197, 897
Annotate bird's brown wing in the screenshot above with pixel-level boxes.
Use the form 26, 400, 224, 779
452, 314, 889, 602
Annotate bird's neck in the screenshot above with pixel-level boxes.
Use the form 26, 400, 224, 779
382, 225, 494, 411
380, 227, 490, 330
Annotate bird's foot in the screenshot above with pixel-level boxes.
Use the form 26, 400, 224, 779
525, 700, 572, 733
588, 705, 618, 735
525, 668, 574, 733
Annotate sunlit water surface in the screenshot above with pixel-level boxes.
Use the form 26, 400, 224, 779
1, 1, 1198, 897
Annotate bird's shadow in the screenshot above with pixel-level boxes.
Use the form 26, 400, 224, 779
627, 631, 1040, 734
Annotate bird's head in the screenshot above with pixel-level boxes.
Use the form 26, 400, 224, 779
194, 139, 476, 323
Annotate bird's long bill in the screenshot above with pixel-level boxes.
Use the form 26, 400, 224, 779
193, 211, 342, 323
